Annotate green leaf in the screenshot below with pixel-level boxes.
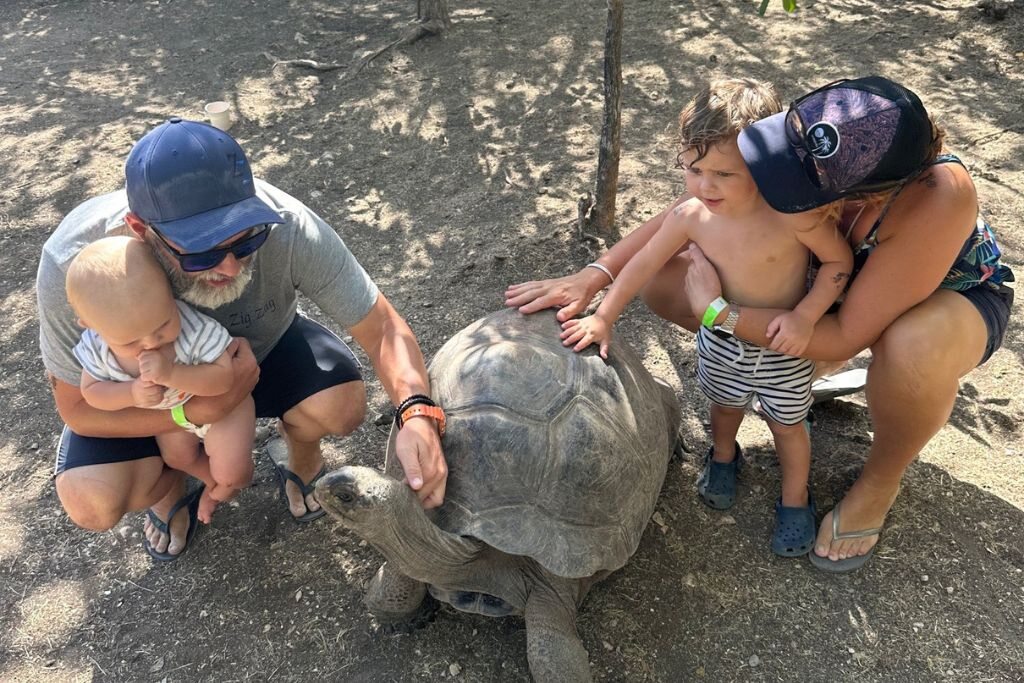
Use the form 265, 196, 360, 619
758, 0, 770, 15
783, 0, 798, 12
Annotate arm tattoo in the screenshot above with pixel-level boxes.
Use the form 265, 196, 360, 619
832, 272, 850, 285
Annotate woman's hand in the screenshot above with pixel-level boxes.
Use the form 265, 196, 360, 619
681, 243, 724, 319
504, 268, 608, 322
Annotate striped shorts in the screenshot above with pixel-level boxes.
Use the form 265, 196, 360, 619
696, 327, 815, 426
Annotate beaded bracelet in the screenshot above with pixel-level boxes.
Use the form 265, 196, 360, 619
395, 394, 437, 429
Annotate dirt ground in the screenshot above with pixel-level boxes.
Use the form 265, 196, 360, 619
1, 0, 1022, 681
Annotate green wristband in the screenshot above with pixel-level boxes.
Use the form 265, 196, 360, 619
171, 404, 196, 431
701, 297, 729, 329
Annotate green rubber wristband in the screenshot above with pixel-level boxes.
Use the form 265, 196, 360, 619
171, 404, 195, 431
701, 297, 729, 328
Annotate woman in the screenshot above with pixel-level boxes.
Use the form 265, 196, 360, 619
505, 76, 1015, 572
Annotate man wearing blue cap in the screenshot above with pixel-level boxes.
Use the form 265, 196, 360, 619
37, 117, 448, 560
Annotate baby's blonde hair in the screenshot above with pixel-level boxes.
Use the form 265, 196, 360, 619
677, 78, 782, 166
66, 236, 171, 326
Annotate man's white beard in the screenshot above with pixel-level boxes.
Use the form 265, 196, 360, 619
148, 235, 255, 310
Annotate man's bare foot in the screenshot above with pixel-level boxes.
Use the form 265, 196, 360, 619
143, 484, 196, 558
812, 480, 899, 562
270, 421, 323, 520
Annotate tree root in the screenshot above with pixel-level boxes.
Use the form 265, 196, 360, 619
264, 19, 447, 82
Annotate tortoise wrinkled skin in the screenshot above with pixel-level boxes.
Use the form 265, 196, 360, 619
317, 309, 680, 683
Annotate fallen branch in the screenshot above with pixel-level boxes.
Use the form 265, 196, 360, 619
263, 18, 448, 83
263, 52, 344, 72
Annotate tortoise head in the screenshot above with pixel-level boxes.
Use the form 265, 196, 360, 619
314, 465, 414, 534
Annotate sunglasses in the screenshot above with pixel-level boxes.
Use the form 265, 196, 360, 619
151, 225, 271, 272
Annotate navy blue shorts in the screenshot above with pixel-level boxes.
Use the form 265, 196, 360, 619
961, 282, 1014, 366
54, 314, 362, 475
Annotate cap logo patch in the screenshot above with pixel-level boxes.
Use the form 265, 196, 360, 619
806, 122, 840, 159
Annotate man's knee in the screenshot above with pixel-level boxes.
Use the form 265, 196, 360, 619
288, 381, 367, 437
56, 474, 127, 531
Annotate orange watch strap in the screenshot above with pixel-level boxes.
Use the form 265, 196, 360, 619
400, 404, 447, 437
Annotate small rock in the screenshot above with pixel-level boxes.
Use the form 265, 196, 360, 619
602, 641, 614, 651
748, 654, 760, 667
422, 302, 433, 308
295, 589, 303, 602
30, 442, 39, 450
716, 514, 737, 526
920, 574, 929, 583
263, 624, 271, 633
946, 586, 954, 594
149, 657, 164, 673
449, 662, 461, 676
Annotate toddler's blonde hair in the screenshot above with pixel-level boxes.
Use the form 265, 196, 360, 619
676, 77, 782, 165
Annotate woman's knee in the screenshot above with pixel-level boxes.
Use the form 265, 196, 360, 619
871, 292, 986, 387
871, 318, 958, 393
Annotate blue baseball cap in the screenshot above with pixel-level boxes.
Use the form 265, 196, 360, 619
738, 76, 933, 213
125, 117, 284, 251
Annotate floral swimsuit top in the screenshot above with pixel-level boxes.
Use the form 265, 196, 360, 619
850, 154, 1015, 292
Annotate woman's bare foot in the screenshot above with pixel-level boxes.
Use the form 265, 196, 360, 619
813, 479, 900, 562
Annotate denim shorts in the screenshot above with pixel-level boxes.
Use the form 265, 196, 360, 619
54, 314, 362, 475
960, 282, 1014, 366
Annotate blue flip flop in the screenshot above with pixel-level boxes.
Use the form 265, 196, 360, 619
143, 485, 204, 562
696, 442, 743, 510
771, 490, 817, 557
273, 461, 328, 523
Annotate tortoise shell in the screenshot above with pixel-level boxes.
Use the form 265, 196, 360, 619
387, 308, 679, 579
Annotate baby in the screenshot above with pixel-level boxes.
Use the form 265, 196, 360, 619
562, 78, 853, 557
66, 236, 255, 524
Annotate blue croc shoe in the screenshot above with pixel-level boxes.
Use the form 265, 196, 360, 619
771, 491, 817, 557
696, 443, 743, 510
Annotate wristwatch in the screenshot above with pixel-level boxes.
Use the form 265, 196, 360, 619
714, 304, 739, 335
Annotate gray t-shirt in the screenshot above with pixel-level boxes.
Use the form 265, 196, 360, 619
38, 179, 379, 386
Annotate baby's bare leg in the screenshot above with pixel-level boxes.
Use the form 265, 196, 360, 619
201, 395, 256, 516
156, 430, 212, 487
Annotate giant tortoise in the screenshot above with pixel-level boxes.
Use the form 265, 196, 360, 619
316, 308, 680, 682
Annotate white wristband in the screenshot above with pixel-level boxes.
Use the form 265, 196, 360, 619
585, 262, 615, 285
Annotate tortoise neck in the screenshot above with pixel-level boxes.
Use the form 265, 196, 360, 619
369, 495, 483, 582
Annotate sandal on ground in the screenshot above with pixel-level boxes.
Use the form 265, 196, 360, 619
807, 500, 882, 573
810, 368, 867, 405
143, 485, 204, 562
268, 438, 327, 523
696, 442, 743, 510
771, 491, 817, 557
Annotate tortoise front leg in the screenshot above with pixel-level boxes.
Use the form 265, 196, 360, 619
365, 561, 439, 634
524, 579, 591, 683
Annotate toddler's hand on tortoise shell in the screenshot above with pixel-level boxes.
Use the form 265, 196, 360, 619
560, 314, 612, 358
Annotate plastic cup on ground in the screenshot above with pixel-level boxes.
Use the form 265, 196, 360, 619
204, 101, 233, 131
